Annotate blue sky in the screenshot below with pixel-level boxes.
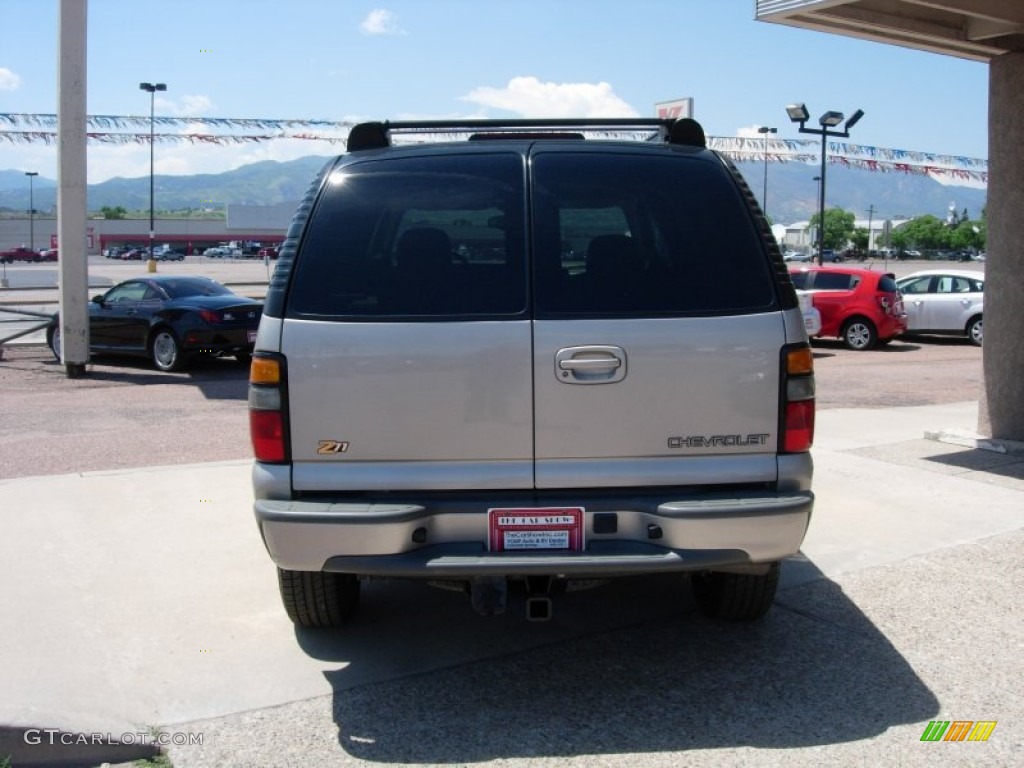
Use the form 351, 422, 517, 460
0, 0, 989, 184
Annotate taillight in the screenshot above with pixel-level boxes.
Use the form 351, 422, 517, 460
879, 293, 903, 316
782, 344, 815, 453
249, 354, 288, 462
198, 309, 222, 324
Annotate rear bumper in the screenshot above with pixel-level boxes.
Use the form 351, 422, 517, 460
255, 490, 814, 575
181, 328, 256, 354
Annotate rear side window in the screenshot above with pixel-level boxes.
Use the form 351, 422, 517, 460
810, 272, 855, 291
287, 154, 526, 318
532, 152, 774, 316
899, 276, 931, 295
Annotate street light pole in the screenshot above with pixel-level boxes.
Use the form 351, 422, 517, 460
817, 129, 827, 263
812, 175, 821, 254
25, 171, 38, 252
786, 104, 864, 265
867, 204, 876, 254
139, 82, 166, 262
757, 126, 777, 218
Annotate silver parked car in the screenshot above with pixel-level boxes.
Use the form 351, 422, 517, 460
249, 118, 815, 628
896, 269, 984, 345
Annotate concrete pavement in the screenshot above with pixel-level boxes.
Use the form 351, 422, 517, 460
1, 401, 1022, 766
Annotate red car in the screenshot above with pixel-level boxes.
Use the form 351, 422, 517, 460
789, 266, 907, 350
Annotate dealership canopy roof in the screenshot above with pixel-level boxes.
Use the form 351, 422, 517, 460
756, 0, 1024, 61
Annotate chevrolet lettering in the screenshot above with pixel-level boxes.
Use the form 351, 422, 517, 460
667, 433, 771, 449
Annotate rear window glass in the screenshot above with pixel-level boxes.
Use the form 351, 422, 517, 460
160, 278, 232, 298
531, 152, 774, 316
287, 154, 527, 318
877, 275, 898, 292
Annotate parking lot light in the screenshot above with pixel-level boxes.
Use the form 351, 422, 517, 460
786, 103, 865, 265
139, 82, 167, 265
757, 126, 777, 218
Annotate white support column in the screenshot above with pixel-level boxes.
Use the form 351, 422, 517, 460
979, 51, 1024, 440
57, 0, 89, 376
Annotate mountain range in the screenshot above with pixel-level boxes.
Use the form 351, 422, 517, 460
0, 154, 986, 226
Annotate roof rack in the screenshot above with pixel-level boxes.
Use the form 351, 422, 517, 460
345, 118, 706, 152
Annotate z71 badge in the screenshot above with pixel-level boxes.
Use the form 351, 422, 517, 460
317, 440, 350, 454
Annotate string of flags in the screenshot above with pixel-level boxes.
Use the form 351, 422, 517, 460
0, 112, 988, 183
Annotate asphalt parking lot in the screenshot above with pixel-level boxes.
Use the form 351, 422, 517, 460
1, 256, 1021, 768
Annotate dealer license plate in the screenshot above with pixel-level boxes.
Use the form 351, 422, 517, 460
488, 507, 584, 552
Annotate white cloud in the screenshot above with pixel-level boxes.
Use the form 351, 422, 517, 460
0, 67, 22, 90
461, 77, 638, 118
154, 94, 215, 117
360, 9, 405, 36
737, 124, 767, 139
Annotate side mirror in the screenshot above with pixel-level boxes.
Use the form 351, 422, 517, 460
91, 294, 105, 305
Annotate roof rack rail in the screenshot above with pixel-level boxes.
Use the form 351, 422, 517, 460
345, 118, 706, 152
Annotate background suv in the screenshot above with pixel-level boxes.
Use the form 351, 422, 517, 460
249, 118, 815, 628
789, 265, 906, 350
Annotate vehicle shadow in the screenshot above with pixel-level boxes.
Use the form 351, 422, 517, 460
812, 338, 923, 353
41, 352, 248, 400
898, 333, 975, 348
294, 562, 938, 762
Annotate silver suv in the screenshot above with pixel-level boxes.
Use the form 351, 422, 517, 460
249, 118, 815, 626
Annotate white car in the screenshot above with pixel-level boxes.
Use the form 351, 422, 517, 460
796, 289, 821, 337
896, 269, 983, 346
783, 250, 810, 262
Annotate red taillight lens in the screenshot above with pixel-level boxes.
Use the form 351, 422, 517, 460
250, 410, 285, 462
198, 309, 221, 324
784, 401, 815, 452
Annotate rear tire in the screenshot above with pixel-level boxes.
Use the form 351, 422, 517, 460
48, 326, 62, 361
841, 317, 877, 350
150, 327, 184, 372
691, 562, 780, 621
278, 568, 360, 628
967, 315, 983, 346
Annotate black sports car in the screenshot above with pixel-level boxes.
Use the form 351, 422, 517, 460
47, 275, 263, 371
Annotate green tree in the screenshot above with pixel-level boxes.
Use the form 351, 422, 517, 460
99, 205, 127, 219
893, 215, 950, 250
851, 227, 869, 251
809, 208, 856, 250
949, 219, 985, 251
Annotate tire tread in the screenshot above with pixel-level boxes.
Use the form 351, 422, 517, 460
692, 562, 780, 621
278, 568, 359, 628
